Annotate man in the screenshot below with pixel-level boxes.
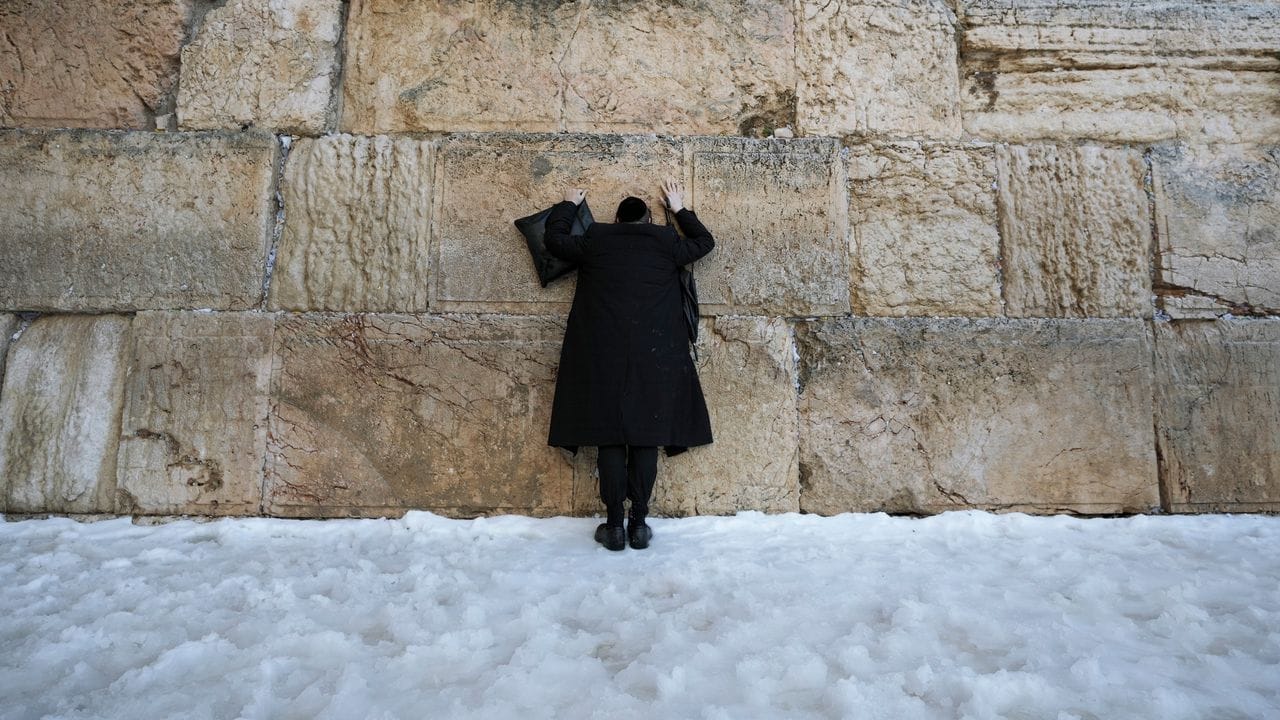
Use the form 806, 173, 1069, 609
545, 179, 715, 551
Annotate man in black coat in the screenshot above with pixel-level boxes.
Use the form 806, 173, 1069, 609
545, 178, 715, 551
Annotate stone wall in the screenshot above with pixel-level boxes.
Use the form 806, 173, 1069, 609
1, 0, 1277, 518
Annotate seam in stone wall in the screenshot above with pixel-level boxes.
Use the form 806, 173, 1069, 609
325, 1, 353, 135
258, 135, 293, 309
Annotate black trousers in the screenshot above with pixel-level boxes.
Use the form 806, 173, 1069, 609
597, 444, 658, 526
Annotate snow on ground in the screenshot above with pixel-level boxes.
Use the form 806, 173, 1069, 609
1, 510, 1278, 720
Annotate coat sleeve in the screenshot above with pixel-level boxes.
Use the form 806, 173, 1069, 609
545, 200, 589, 263
671, 208, 715, 267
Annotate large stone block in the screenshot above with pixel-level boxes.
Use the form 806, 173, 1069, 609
177, 0, 344, 134
341, 0, 794, 135
570, 317, 800, 517
270, 135, 435, 312
958, 1, 1280, 143
0, 130, 278, 312
0, 0, 191, 129
796, 318, 1159, 515
115, 312, 274, 516
847, 142, 1001, 316
997, 144, 1152, 317
797, 0, 961, 139
1154, 319, 1280, 512
0, 315, 130, 514
431, 134, 682, 314
265, 314, 572, 518
691, 138, 849, 316
1152, 143, 1280, 318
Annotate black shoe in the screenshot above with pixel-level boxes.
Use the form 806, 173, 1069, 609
594, 523, 626, 551
627, 519, 652, 549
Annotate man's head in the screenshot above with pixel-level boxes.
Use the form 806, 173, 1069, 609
616, 196, 650, 224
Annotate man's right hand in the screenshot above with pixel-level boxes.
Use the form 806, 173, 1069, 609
564, 188, 586, 205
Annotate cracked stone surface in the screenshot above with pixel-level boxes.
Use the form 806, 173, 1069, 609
340, 0, 794, 135
797, 0, 961, 139
265, 314, 572, 518
178, 0, 344, 134
115, 312, 274, 516
1152, 143, 1280, 318
691, 138, 850, 316
571, 317, 800, 517
270, 135, 435, 312
0, 129, 278, 312
431, 134, 681, 313
0, 0, 192, 129
0, 315, 130, 514
847, 142, 1001, 316
796, 318, 1159, 515
958, 1, 1280, 142
998, 144, 1152, 317
1154, 319, 1280, 512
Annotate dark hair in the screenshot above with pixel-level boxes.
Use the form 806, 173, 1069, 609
616, 196, 649, 223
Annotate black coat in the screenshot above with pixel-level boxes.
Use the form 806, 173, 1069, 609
544, 200, 715, 456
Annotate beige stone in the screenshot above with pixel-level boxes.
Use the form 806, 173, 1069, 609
1154, 319, 1280, 512
797, 0, 961, 139
997, 144, 1152, 317
0, 0, 191, 129
847, 142, 1001, 316
691, 137, 850, 316
431, 134, 682, 313
178, 0, 343, 134
115, 312, 274, 516
340, 0, 794, 135
265, 314, 572, 518
0, 315, 130, 514
959, 1, 1280, 142
0, 130, 277, 312
1152, 143, 1280, 317
796, 318, 1159, 515
571, 317, 800, 517
270, 135, 435, 312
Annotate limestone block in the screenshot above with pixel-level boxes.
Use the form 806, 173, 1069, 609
270, 135, 435, 312
0, 130, 277, 312
0, 315, 130, 514
0, 0, 191, 129
847, 142, 1001, 316
0, 314, 17, 397
265, 314, 572, 518
431, 134, 681, 313
570, 317, 800, 517
340, 0, 794, 135
959, 1, 1280, 142
691, 138, 849, 316
115, 312, 274, 516
796, 318, 1159, 515
1154, 319, 1280, 512
797, 0, 961, 139
997, 144, 1152, 317
178, 0, 343, 134
1152, 143, 1280, 317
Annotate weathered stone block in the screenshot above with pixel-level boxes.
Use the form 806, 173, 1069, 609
997, 144, 1152, 317
115, 312, 274, 516
341, 0, 794, 135
177, 0, 344, 134
265, 314, 572, 517
958, 1, 1280, 142
1154, 319, 1280, 512
1152, 143, 1280, 317
0, 130, 277, 312
797, 0, 961, 139
847, 142, 1001, 316
270, 135, 435, 312
796, 318, 1159, 515
570, 317, 800, 517
0, 315, 130, 514
0, 314, 17, 397
431, 134, 682, 313
0, 0, 191, 129
691, 138, 849, 316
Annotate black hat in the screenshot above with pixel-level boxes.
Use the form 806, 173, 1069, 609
616, 196, 649, 223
